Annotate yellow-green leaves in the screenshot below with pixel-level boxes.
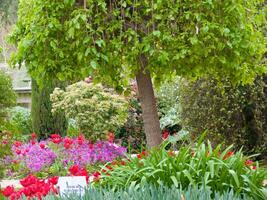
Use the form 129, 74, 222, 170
50, 81, 129, 140
9, 0, 267, 88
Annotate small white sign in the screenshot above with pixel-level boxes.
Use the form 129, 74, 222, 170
58, 176, 87, 197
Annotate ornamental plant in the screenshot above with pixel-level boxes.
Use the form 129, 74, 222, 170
43, 184, 252, 200
0, 174, 58, 199
0, 70, 16, 125
97, 141, 267, 200
0, 131, 13, 178
2, 134, 126, 178
9, 0, 266, 147
50, 81, 128, 140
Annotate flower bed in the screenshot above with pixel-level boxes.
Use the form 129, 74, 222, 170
1, 133, 126, 178
1, 134, 267, 200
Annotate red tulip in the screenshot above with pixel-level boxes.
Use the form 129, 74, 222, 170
31, 132, 37, 139
223, 151, 234, 160
69, 165, 79, 175
1, 186, 15, 197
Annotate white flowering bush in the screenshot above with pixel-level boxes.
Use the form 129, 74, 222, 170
50, 81, 128, 140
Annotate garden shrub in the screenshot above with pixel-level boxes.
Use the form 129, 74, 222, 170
8, 106, 32, 136
115, 91, 146, 152
97, 140, 267, 200
157, 76, 267, 159
0, 70, 16, 125
177, 77, 267, 159
50, 81, 128, 140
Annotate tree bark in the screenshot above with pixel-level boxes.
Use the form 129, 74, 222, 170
136, 55, 162, 148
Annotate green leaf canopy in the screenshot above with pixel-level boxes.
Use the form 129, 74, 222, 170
9, 0, 266, 87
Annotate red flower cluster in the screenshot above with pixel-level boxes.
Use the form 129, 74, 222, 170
68, 165, 89, 183
63, 137, 73, 149
14, 141, 22, 148
137, 151, 147, 159
50, 134, 62, 144
1, 175, 58, 200
77, 134, 85, 145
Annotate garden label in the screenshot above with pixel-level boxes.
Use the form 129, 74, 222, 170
58, 176, 87, 197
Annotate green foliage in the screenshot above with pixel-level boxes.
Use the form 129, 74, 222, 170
0, 131, 13, 178
31, 79, 68, 139
43, 184, 252, 200
8, 106, 32, 135
98, 141, 267, 199
0, 70, 16, 125
157, 77, 182, 129
50, 81, 128, 140
115, 92, 146, 152
0, 0, 18, 24
9, 0, 266, 88
176, 77, 267, 158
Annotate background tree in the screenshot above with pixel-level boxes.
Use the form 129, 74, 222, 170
0, 0, 18, 63
7, 0, 69, 138
31, 79, 68, 138
0, 70, 16, 126
163, 77, 267, 159
9, 0, 266, 147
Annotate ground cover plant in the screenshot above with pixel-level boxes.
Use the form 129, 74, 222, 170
97, 139, 267, 200
42, 184, 252, 200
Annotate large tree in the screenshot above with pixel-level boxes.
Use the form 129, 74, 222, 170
9, 0, 266, 147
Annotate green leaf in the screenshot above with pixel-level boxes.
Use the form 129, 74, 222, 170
229, 170, 240, 188
90, 60, 97, 69
170, 176, 178, 187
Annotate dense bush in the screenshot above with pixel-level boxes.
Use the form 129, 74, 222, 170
43, 185, 252, 200
0, 70, 16, 125
8, 106, 32, 136
115, 91, 146, 152
177, 77, 267, 158
97, 140, 267, 199
50, 81, 128, 140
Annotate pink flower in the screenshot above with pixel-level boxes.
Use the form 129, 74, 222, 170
39, 143, 45, 149
14, 141, 22, 147
245, 160, 253, 166
251, 166, 257, 170
15, 149, 21, 155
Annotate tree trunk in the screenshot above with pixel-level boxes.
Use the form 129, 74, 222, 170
136, 55, 162, 148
